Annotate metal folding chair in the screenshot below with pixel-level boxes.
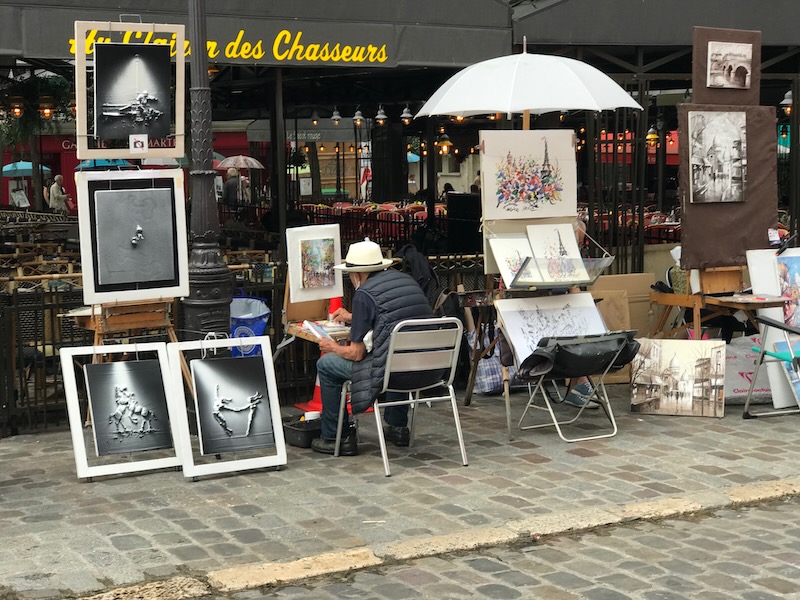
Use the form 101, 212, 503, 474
334, 316, 467, 476
503, 331, 639, 443
743, 315, 800, 419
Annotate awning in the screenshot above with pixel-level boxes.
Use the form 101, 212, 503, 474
0, 1, 512, 68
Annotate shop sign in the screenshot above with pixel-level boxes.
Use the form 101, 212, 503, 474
70, 26, 391, 66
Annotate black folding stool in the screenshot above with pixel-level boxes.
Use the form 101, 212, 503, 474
502, 331, 639, 443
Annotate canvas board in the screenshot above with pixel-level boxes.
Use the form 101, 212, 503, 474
526, 222, 589, 283
76, 169, 189, 304
495, 293, 606, 364
487, 235, 532, 287
688, 110, 746, 204
480, 130, 577, 221
285, 224, 343, 303
776, 255, 800, 328
631, 338, 726, 417
482, 217, 578, 275
60, 343, 182, 480
167, 336, 287, 478
706, 41, 753, 89
746, 248, 798, 409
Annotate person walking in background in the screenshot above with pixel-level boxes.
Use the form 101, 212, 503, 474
49, 174, 70, 214
43, 178, 52, 211
222, 167, 240, 204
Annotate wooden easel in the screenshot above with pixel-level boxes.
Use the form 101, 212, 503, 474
75, 299, 193, 425
649, 266, 746, 339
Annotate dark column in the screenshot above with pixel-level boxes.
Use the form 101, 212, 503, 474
183, 0, 232, 338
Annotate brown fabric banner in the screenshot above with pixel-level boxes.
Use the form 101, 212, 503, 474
692, 27, 762, 106
678, 104, 777, 269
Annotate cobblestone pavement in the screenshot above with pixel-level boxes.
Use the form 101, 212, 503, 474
201, 497, 800, 600
1, 385, 799, 599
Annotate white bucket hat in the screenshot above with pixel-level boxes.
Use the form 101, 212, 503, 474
334, 238, 394, 272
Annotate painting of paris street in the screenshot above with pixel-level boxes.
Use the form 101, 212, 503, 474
706, 41, 753, 89
631, 339, 726, 418
688, 111, 746, 204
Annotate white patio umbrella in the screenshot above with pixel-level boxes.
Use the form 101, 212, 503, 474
416, 50, 643, 121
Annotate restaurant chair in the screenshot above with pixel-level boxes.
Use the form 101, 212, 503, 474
334, 317, 467, 476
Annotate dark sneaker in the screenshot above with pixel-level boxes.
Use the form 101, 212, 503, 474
563, 382, 600, 410
383, 425, 410, 447
311, 435, 358, 456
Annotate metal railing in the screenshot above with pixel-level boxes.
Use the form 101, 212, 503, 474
0, 253, 489, 438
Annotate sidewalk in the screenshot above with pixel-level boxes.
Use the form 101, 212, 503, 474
1, 385, 799, 599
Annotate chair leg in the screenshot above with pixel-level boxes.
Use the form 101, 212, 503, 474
334, 381, 350, 457
518, 376, 617, 442
373, 400, 392, 476
408, 391, 418, 448
501, 366, 513, 441
448, 384, 469, 466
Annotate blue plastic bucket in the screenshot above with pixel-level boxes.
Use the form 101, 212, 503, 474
230, 297, 271, 356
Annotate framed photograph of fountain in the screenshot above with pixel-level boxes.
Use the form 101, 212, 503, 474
60, 342, 183, 480
285, 224, 343, 303
74, 21, 184, 159
688, 110, 746, 204
479, 130, 577, 221
167, 336, 287, 478
631, 338, 726, 418
76, 169, 189, 305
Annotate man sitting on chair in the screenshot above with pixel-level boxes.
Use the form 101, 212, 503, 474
311, 238, 436, 456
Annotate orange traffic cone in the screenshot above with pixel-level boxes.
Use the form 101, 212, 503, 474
294, 374, 323, 412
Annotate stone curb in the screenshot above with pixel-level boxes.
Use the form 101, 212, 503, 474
83, 478, 800, 598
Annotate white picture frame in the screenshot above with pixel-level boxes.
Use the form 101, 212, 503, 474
60, 342, 183, 480
167, 336, 287, 478
76, 169, 189, 305
74, 21, 185, 160
285, 224, 343, 303
480, 130, 577, 221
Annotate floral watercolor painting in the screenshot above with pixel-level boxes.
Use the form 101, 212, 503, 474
480, 130, 577, 221
300, 238, 336, 289
527, 223, 589, 283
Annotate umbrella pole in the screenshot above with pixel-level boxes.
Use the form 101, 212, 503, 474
523, 110, 531, 131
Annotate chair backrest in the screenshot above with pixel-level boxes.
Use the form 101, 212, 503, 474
382, 317, 463, 393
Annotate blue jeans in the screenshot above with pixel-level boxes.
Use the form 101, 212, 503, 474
316, 353, 408, 440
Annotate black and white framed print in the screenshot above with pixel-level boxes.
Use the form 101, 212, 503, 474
76, 169, 189, 304
94, 43, 171, 142
167, 336, 287, 478
84, 360, 173, 456
74, 21, 184, 160
60, 343, 183, 480
191, 356, 275, 455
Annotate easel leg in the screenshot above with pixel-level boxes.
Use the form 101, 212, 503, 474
167, 327, 194, 397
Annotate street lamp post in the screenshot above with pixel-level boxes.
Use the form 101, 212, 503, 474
183, 0, 232, 338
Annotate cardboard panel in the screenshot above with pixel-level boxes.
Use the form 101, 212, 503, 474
589, 273, 655, 338
591, 289, 632, 384
678, 104, 777, 269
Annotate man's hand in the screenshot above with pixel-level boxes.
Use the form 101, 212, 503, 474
331, 307, 352, 324
318, 337, 340, 355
